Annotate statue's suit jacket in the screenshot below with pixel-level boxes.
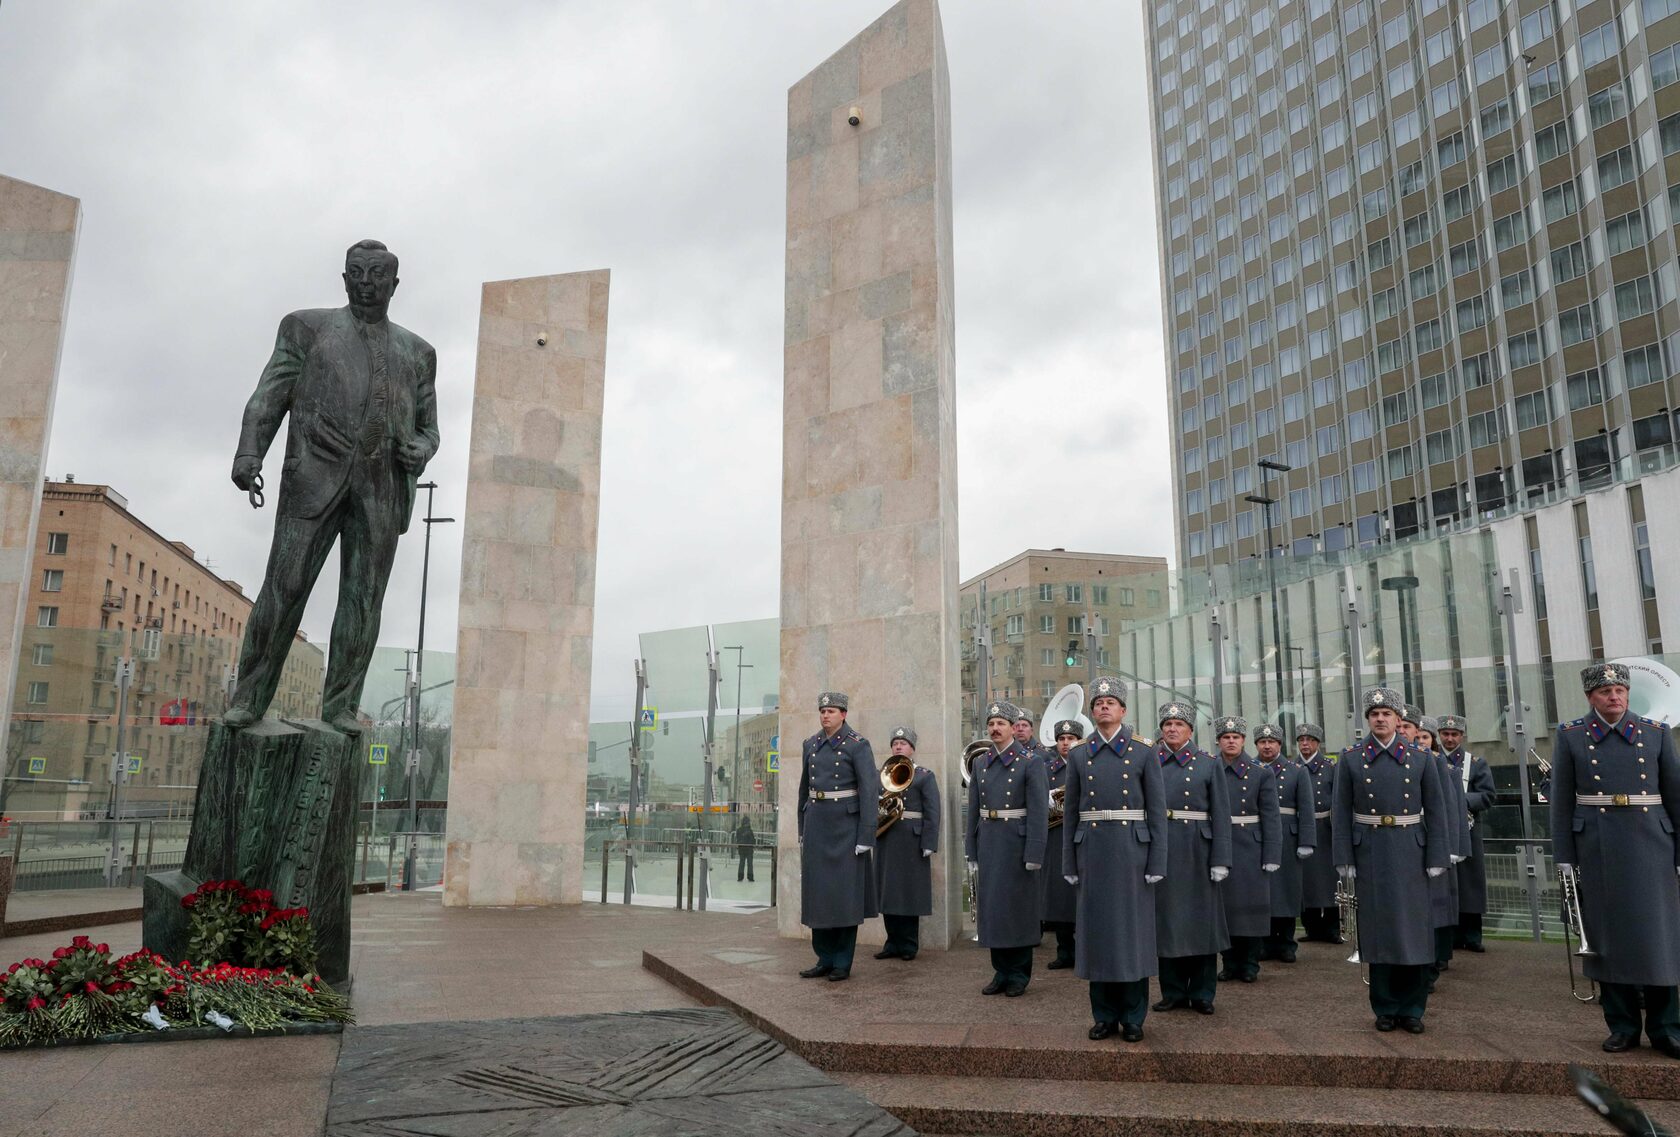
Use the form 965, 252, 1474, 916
238, 306, 439, 534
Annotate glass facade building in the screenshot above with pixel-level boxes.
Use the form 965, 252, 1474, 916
1149, 0, 1680, 568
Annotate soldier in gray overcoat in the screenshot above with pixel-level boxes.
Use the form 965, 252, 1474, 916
1416, 717, 1470, 988
1061, 677, 1167, 1041
1550, 663, 1680, 1057
1439, 714, 1494, 952
1040, 719, 1081, 970
1333, 687, 1450, 1033
797, 691, 880, 982
1296, 723, 1341, 943
1152, 701, 1233, 1015
1257, 723, 1317, 962
1013, 706, 1045, 758
873, 726, 941, 962
1214, 717, 1282, 983
966, 700, 1049, 997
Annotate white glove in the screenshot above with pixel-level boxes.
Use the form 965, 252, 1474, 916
1427, 866, 1446, 878
1450, 854, 1465, 864
1558, 863, 1575, 885
1210, 866, 1229, 883
967, 860, 978, 870
1338, 865, 1356, 881
1262, 863, 1280, 873
1145, 874, 1164, 884
141, 1004, 169, 1030
1297, 846, 1314, 859
923, 849, 934, 858
1064, 875, 1079, 885
204, 1010, 235, 1032
1025, 862, 1042, 871
854, 845, 870, 856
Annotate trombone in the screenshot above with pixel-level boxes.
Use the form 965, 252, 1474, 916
1560, 865, 1597, 1003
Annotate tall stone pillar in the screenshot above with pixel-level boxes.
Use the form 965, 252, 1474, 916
444, 270, 608, 907
0, 176, 79, 736
778, 0, 960, 948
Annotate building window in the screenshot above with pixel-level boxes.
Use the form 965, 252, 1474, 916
1039, 615, 1055, 634
46, 532, 68, 555
1625, 344, 1668, 389
1426, 426, 1462, 465
1038, 583, 1054, 602
1580, 19, 1621, 68
41, 569, 63, 593
1507, 329, 1547, 369
1579, 535, 1599, 612
1634, 413, 1673, 451
1147, 590, 1162, 607
31, 643, 52, 666
26, 681, 47, 705
1636, 520, 1658, 602
1067, 615, 1085, 635
1064, 584, 1082, 604
1118, 588, 1135, 606
1514, 388, 1556, 429
1005, 614, 1024, 637
1558, 302, 1599, 348
1468, 408, 1505, 448
37, 606, 58, 628
1091, 585, 1108, 605
1041, 649, 1057, 667
1566, 368, 1605, 410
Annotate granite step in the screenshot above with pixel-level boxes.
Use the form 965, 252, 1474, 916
843, 1072, 1680, 1137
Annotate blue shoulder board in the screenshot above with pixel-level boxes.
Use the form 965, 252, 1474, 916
1562, 718, 1584, 732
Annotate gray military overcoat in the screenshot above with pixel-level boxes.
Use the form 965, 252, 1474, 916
1302, 754, 1339, 910
1155, 745, 1233, 958
1041, 754, 1078, 924
1549, 712, 1680, 986
965, 742, 1049, 949
1331, 734, 1449, 965
1269, 757, 1318, 918
1426, 749, 1470, 930
1222, 756, 1283, 937
798, 725, 880, 929
1062, 727, 1168, 982
1451, 749, 1494, 915
876, 765, 941, 917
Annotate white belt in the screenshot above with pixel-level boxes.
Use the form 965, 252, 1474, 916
1166, 809, 1209, 821
1083, 809, 1146, 822
1354, 812, 1423, 827
810, 789, 858, 801
1279, 807, 1297, 815
1314, 810, 1331, 819
1230, 814, 1259, 826
1578, 793, 1663, 807
980, 808, 1027, 820
899, 810, 923, 819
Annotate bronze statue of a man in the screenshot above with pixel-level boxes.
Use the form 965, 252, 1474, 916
225, 239, 439, 733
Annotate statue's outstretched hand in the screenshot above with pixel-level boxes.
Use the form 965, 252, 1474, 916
232, 455, 262, 492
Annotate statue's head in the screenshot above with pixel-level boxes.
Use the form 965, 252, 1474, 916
343, 239, 399, 314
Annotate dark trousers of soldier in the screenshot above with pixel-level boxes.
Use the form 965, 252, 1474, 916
737, 848, 755, 881
1455, 912, 1483, 948
881, 913, 920, 958
989, 946, 1033, 987
810, 926, 858, 971
1090, 981, 1149, 1027
1221, 936, 1263, 980
1368, 964, 1430, 1019
1301, 907, 1341, 942
1263, 916, 1300, 961
1601, 983, 1680, 1044
1158, 955, 1218, 1005
1043, 920, 1075, 965
1432, 926, 1456, 973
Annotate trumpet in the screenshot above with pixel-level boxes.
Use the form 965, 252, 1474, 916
1336, 876, 1361, 965
876, 755, 915, 837
1048, 785, 1066, 829
1561, 865, 1597, 1003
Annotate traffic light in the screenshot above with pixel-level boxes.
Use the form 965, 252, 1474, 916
1065, 639, 1080, 667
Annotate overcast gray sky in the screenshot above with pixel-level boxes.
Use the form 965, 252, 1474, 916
0, 0, 1171, 721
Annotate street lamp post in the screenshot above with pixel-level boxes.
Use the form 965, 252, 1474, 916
1245, 457, 1293, 722
404, 482, 454, 892
722, 646, 753, 805
1380, 574, 1422, 705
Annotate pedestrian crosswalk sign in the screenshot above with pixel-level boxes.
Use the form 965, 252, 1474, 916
369, 743, 389, 766
639, 707, 658, 731
126, 754, 142, 774
767, 749, 779, 773
27, 757, 45, 774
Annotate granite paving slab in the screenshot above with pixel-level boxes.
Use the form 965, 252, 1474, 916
326, 1007, 914, 1136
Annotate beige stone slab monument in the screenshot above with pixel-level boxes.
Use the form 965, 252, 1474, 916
778, 0, 961, 948
0, 176, 79, 737
444, 270, 608, 907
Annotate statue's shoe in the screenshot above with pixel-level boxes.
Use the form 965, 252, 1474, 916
221, 706, 260, 729
329, 711, 364, 735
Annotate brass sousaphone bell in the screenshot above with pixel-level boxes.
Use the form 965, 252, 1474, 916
876, 754, 916, 837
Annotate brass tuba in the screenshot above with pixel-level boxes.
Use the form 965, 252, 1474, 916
876, 754, 916, 837
960, 738, 992, 788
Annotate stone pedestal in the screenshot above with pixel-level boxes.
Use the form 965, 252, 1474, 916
778, 0, 961, 948
143, 719, 357, 984
0, 176, 79, 736
443, 270, 608, 907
